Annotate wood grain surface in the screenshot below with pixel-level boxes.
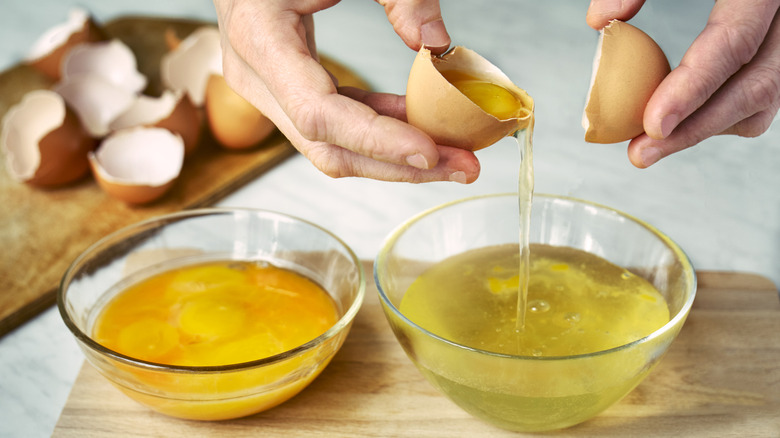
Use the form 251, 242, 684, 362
52, 269, 780, 437
0, 17, 368, 337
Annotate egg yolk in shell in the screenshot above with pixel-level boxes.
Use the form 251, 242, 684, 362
441, 71, 523, 121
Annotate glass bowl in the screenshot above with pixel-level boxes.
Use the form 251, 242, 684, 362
374, 193, 696, 432
58, 208, 364, 420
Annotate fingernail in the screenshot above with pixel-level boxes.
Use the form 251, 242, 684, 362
421, 20, 450, 53
594, 0, 623, 15
640, 146, 662, 167
406, 153, 429, 169
449, 171, 467, 184
661, 114, 679, 138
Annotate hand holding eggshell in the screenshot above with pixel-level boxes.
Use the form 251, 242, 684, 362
213, 0, 480, 183
586, 0, 780, 168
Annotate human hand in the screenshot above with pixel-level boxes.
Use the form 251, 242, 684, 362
587, 0, 780, 168
212, 0, 480, 183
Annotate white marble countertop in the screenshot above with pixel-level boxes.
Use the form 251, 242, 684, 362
1, 1, 778, 436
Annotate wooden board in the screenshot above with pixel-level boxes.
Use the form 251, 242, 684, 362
52, 269, 780, 437
0, 16, 368, 337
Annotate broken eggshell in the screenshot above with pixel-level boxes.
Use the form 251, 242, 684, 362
89, 127, 184, 205
582, 20, 671, 144
61, 39, 147, 94
54, 73, 136, 138
205, 74, 276, 150
110, 90, 201, 156
405, 46, 534, 151
160, 26, 222, 107
1, 89, 95, 187
25, 8, 106, 80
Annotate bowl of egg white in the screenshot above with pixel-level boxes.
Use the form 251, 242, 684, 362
375, 193, 696, 432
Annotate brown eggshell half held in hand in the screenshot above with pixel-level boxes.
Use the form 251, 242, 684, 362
583, 20, 671, 144
406, 46, 533, 151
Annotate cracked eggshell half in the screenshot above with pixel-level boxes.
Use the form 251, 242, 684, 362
583, 20, 671, 144
160, 26, 222, 107
89, 127, 184, 205
54, 74, 136, 138
110, 90, 201, 156
25, 8, 106, 80
61, 39, 147, 94
1, 89, 95, 187
205, 74, 276, 150
405, 46, 533, 151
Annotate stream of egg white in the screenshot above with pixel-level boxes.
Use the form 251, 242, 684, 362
514, 119, 534, 334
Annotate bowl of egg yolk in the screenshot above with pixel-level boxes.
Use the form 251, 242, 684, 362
375, 193, 696, 432
58, 208, 364, 421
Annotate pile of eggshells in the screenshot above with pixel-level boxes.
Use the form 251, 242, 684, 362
0, 9, 276, 204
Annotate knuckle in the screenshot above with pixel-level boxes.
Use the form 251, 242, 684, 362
719, 18, 766, 67
287, 98, 326, 142
740, 65, 780, 113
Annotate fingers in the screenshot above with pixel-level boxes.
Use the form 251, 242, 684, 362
586, 0, 646, 30
628, 4, 780, 168
643, 1, 778, 140
376, 0, 451, 54
218, 0, 459, 180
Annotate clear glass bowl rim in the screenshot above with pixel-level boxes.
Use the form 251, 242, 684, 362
58, 207, 366, 374
374, 192, 697, 361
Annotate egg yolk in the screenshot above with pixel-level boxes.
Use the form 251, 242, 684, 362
441, 71, 523, 120
92, 260, 340, 366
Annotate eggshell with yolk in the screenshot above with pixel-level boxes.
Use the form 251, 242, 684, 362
406, 46, 533, 151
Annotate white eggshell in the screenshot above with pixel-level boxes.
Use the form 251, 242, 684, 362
110, 91, 202, 155
160, 26, 223, 107
89, 127, 184, 204
61, 39, 147, 94
54, 73, 136, 137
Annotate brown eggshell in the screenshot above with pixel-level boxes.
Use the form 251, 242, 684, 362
110, 91, 202, 156
1, 90, 95, 187
583, 20, 671, 144
89, 127, 184, 205
406, 46, 533, 151
25, 8, 106, 80
205, 74, 276, 150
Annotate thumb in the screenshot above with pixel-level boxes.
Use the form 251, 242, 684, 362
586, 0, 647, 30
378, 0, 451, 55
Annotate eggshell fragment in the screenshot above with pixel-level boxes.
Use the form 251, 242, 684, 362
406, 46, 533, 151
25, 8, 106, 80
110, 91, 201, 156
583, 20, 671, 144
1, 90, 94, 187
205, 74, 276, 149
61, 39, 147, 94
160, 26, 222, 107
89, 127, 184, 205
54, 74, 136, 138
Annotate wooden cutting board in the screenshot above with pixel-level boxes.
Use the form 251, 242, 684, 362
52, 269, 780, 437
0, 16, 368, 337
